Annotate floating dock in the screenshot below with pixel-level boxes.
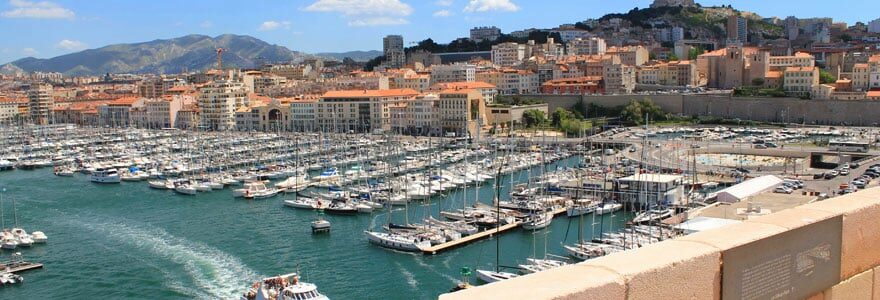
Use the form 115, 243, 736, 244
421, 222, 521, 255
1, 261, 43, 273
422, 207, 569, 255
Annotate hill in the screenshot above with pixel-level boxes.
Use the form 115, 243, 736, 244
2, 34, 311, 76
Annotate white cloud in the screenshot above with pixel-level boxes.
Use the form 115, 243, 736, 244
433, 10, 451, 17
1, 0, 74, 19
305, 0, 412, 27
259, 20, 291, 31
200, 20, 213, 28
348, 17, 408, 27
21, 47, 38, 56
463, 0, 519, 12
435, 0, 453, 6
56, 39, 86, 51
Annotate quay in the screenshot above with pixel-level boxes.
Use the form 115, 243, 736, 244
422, 206, 568, 255
421, 222, 521, 255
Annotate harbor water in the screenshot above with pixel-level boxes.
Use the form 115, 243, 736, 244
0, 155, 629, 299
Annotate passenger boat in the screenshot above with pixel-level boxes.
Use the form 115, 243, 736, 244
240, 273, 329, 300
89, 167, 121, 183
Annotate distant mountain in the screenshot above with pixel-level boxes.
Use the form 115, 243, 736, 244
315, 50, 382, 62
2, 34, 312, 76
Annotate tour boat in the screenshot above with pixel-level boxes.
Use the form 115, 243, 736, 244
89, 167, 121, 183
240, 273, 329, 300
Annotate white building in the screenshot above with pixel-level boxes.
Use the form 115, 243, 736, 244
616, 174, 684, 205
567, 37, 607, 55
27, 83, 53, 124
715, 175, 783, 203
198, 80, 248, 131
491, 42, 527, 67
470, 26, 501, 43
869, 18, 880, 33
430, 64, 476, 85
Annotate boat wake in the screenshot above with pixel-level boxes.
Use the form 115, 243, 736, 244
67, 217, 260, 299
394, 261, 419, 290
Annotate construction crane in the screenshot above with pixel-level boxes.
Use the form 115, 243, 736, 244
215, 47, 225, 70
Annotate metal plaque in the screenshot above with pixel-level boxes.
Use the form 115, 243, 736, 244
722, 216, 842, 300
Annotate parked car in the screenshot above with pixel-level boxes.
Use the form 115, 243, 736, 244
839, 169, 850, 176
754, 144, 768, 149
774, 186, 793, 194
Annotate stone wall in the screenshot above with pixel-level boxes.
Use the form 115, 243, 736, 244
503, 94, 880, 126
440, 187, 880, 300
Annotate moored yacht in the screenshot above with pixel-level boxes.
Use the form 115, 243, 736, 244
89, 167, 121, 183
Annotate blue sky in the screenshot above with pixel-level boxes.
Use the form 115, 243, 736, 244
0, 0, 877, 64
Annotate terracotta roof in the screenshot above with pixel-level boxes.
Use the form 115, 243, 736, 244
784, 66, 816, 72
867, 91, 880, 98
321, 89, 420, 98
432, 81, 496, 90
765, 71, 783, 78
108, 96, 140, 106
854, 63, 869, 69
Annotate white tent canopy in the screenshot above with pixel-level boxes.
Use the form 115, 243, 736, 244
715, 175, 783, 203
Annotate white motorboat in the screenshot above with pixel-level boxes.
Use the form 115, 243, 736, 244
240, 273, 329, 300
174, 182, 198, 195
234, 181, 271, 198
475, 269, 519, 283
0, 272, 23, 285
89, 167, 121, 183
148, 180, 173, 189
283, 197, 327, 210
0, 232, 18, 249
595, 202, 623, 215
364, 230, 431, 252
31, 231, 47, 243
11, 228, 33, 247
0, 159, 14, 171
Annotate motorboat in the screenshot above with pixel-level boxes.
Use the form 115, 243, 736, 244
10, 228, 33, 247
0, 272, 23, 285
0, 159, 14, 171
283, 197, 328, 210
240, 273, 328, 300
89, 167, 121, 183
31, 231, 47, 243
311, 217, 331, 234
0, 232, 18, 249
595, 202, 623, 215
148, 180, 174, 190
324, 202, 357, 215
234, 181, 271, 198
174, 181, 198, 195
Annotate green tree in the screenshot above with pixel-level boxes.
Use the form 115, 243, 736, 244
751, 78, 765, 86
819, 69, 836, 84
668, 53, 680, 61
551, 107, 575, 127
522, 109, 546, 128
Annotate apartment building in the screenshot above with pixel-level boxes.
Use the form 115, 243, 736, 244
491, 42, 527, 67
567, 37, 607, 56
429, 81, 498, 105
475, 69, 539, 95
316, 89, 420, 133
289, 97, 318, 132
383, 35, 405, 69
607, 46, 649, 67
98, 96, 143, 127
541, 76, 603, 95
430, 64, 476, 85
604, 64, 636, 94
198, 80, 248, 131
27, 83, 53, 125
470, 26, 501, 43
783, 66, 819, 97
768, 52, 816, 70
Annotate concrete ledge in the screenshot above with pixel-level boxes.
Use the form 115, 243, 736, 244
825, 268, 873, 300
677, 221, 787, 251
581, 240, 721, 300
438, 264, 626, 300
440, 188, 880, 299
803, 190, 880, 279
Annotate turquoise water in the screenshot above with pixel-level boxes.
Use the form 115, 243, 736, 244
0, 156, 628, 299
